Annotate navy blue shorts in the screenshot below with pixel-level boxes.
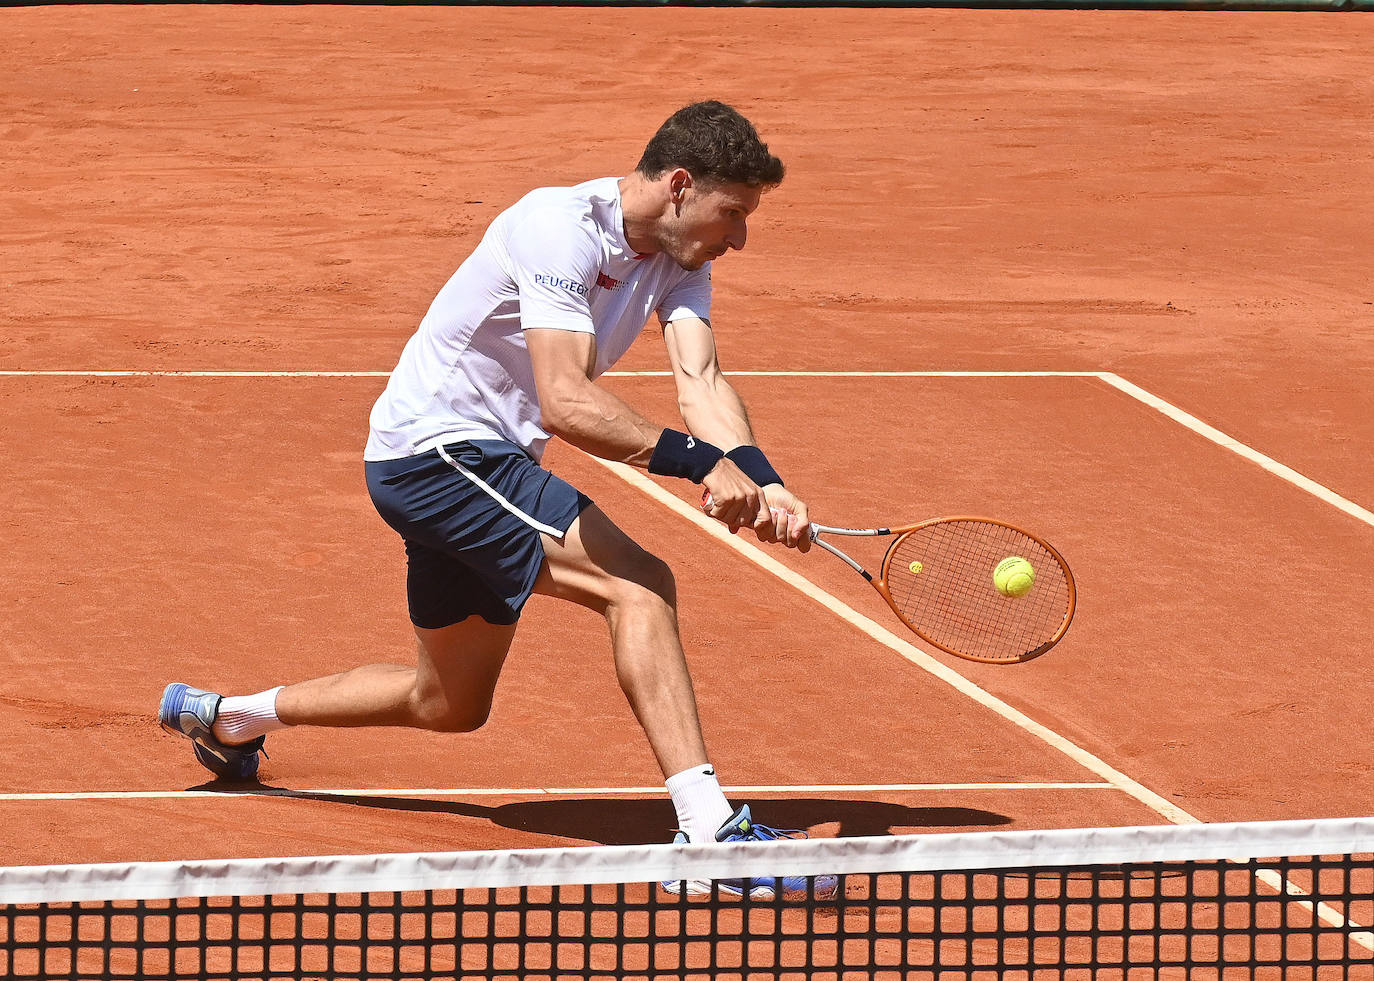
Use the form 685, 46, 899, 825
365, 440, 592, 628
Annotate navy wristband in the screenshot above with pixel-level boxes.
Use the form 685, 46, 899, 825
648, 429, 724, 483
724, 445, 784, 488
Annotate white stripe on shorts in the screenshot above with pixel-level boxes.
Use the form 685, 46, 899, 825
435, 444, 566, 538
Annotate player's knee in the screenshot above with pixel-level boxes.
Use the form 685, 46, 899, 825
411, 693, 492, 733
609, 550, 676, 611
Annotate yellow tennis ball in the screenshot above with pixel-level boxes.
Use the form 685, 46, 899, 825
908, 560, 924, 575
994, 556, 1035, 598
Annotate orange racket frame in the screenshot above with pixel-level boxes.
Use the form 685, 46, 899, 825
808, 516, 1077, 664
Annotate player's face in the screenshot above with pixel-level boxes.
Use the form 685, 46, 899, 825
664, 180, 763, 271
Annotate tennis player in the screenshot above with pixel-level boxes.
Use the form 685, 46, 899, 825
159, 102, 826, 889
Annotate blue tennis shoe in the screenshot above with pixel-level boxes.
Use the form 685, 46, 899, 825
661, 805, 841, 901
158, 683, 265, 781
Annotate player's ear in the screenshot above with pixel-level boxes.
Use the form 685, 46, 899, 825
669, 168, 693, 209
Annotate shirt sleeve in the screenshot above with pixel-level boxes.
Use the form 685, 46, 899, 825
656, 263, 714, 326
506, 208, 601, 334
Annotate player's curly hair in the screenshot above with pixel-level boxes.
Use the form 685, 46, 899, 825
636, 101, 784, 189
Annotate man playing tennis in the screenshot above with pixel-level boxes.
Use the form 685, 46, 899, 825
160, 102, 832, 898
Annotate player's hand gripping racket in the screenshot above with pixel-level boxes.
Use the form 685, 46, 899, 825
703, 492, 1076, 664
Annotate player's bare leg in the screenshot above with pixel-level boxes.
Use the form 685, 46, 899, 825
271, 617, 518, 733
532, 504, 709, 779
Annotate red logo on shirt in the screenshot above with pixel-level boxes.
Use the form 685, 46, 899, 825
596, 272, 624, 291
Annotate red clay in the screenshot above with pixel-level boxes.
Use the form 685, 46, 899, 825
2, 6, 1371, 864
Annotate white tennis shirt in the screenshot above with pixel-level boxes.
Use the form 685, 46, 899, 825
365, 177, 713, 463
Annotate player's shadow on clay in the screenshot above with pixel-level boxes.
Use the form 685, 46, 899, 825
191, 784, 1011, 844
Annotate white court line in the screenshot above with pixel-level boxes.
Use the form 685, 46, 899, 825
0, 369, 1092, 378
0, 782, 1114, 803
1097, 372, 1374, 529
607, 370, 1103, 378
0, 370, 393, 378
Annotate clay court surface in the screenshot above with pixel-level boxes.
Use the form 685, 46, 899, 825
1, 5, 1371, 867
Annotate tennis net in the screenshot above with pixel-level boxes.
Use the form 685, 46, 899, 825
2, 815, 1371, 980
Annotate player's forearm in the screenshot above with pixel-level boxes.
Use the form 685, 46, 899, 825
540, 380, 662, 467
675, 375, 756, 452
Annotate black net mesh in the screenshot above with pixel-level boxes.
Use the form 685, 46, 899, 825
4, 850, 1371, 980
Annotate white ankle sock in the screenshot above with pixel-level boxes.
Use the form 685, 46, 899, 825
212, 687, 287, 745
665, 763, 734, 843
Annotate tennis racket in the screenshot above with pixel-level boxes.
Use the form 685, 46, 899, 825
703, 492, 1075, 664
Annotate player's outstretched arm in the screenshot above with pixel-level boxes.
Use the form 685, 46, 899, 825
664, 317, 809, 549
662, 316, 755, 450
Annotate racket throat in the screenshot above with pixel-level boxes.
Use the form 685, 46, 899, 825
811, 535, 871, 577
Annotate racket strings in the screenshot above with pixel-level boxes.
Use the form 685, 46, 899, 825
885, 520, 1071, 663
